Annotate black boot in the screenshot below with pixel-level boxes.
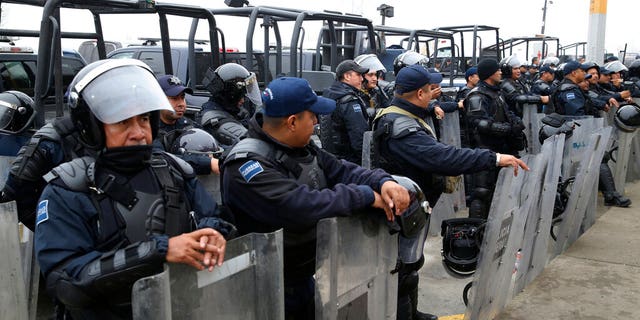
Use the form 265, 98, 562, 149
599, 163, 631, 207
410, 286, 438, 320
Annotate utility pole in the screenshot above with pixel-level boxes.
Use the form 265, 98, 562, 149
541, 0, 549, 35
586, 0, 607, 63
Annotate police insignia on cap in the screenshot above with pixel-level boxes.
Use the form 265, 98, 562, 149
239, 160, 264, 182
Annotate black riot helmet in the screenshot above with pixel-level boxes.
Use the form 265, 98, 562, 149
202, 63, 262, 108
627, 60, 640, 79
581, 61, 600, 75
389, 175, 430, 239
440, 217, 486, 277
67, 59, 173, 150
170, 128, 223, 158
614, 103, 640, 133
0, 90, 36, 134
538, 113, 576, 143
393, 51, 429, 76
499, 55, 521, 78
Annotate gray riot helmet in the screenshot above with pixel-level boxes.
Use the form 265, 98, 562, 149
499, 55, 521, 78
170, 128, 224, 158
440, 217, 486, 277
67, 59, 173, 150
541, 56, 560, 67
603, 60, 628, 73
614, 103, 640, 133
393, 51, 429, 75
202, 63, 262, 107
0, 90, 36, 134
355, 54, 387, 74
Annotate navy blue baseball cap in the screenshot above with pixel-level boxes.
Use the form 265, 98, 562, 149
262, 77, 336, 117
157, 74, 193, 96
539, 65, 553, 74
395, 65, 438, 94
465, 66, 478, 81
563, 61, 583, 76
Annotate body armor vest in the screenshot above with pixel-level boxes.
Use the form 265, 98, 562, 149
44, 153, 193, 247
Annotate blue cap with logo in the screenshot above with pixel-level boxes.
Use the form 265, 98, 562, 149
395, 65, 438, 94
157, 74, 193, 96
262, 77, 336, 117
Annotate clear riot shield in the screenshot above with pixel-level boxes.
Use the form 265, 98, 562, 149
315, 214, 398, 320
522, 103, 543, 154
627, 133, 640, 182
464, 165, 529, 320
428, 194, 456, 236
132, 230, 284, 320
437, 110, 466, 211
513, 135, 565, 294
0, 201, 29, 320
362, 131, 373, 170
609, 128, 638, 194
0, 155, 38, 320
197, 174, 222, 205
554, 127, 612, 256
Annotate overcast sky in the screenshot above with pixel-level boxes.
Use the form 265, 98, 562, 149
3, 0, 638, 58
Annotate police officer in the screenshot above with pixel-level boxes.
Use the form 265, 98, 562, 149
554, 61, 632, 207
355, 53, 392, 109
530, 65, 556, 113
222, 77, 410, 319
0, 92, 86, 231
372, 65, 528, 320
35, 59, 235, 319
552, 61, 589, 115
456, 66, 479, 102
499, 55, 549, 117
320, 59, 370, 164
156, 74, 196, 135
583, 62, 618, 115
465, 58, 527, 219
199, 63, 262, 148
154, 74, 221, 175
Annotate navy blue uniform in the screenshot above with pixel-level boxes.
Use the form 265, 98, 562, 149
35, 149, 233, 319
222, 113, 392, 317
2, 117, 86, 231
552, 79, 587, 116
320, 81, 371, 164
374, 97, 497, 206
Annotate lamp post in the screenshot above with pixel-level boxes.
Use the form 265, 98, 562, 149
376, 4, 394, 26
541, 0, 553, 35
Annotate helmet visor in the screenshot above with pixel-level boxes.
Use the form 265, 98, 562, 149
242, 72, 262, 107
82, 65, 173, 124
0, 101, 16, 130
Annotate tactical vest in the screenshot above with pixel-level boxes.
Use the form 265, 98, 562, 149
552, 81, 580, 115
371, 106, 446, 202
225, 138, 327, 276
319, 93, 368, 158
44, 153, 194, 248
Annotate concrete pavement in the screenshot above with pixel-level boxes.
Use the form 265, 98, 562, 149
418, 180, 640, 320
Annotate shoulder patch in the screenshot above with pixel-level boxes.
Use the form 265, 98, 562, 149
566, 92, 576, 100
239, 160, 264, 182
351, 104, 362, 113
36, 200, 49, 226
